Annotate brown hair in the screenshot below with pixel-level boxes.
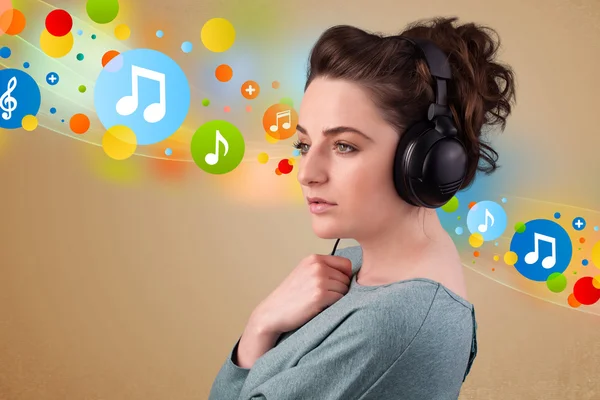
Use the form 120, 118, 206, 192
304, 16, 517, 190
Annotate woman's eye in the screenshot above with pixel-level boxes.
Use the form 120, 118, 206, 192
336, 143, 356, 153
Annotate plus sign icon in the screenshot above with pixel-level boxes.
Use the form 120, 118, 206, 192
241, 80, 260, 100
46, 72, 59, 86
572, 217, 586, 231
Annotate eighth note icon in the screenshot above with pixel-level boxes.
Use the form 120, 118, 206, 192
205, 130, 229, 166
116, 65, 166, 124
478, 208, 494, 233
524, 232, 557, 269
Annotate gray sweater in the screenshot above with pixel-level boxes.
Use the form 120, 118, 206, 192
208, 245, 478, 399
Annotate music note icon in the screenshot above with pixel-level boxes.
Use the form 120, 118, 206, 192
524, 232, 556, 269
205, 130, 229, 166
0, 76, 18, 121
116, 65, 166, 123
269, 110, 291, 132
478, 208, 495, 233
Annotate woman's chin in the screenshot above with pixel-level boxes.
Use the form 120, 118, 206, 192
311, 220, 341, 240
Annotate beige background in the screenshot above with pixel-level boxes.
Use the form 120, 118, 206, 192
1, 0, 600, 399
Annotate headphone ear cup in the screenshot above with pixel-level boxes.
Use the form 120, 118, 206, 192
393, 121, 434, 206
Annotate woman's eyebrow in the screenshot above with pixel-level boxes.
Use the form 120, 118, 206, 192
296, 124, 373, 142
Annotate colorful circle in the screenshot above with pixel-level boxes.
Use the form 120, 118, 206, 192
0, 46, 10, 58
114, 23, 130, 40
1, 8, 26, 36
241, 80, 260, 100
181, 41, 192, 53
504, 251, 518, 265
70, 113, 90, 134
102, 125, 137, 160
190, 120, 245, 174
202, 98, 210, 107
591, 240, 600, 269
201, 18, 235, 52
156, 30, 164, 38
50, 107, 56, 114
45, 9, 72, 37
86, 0, 119, 24
262, 103, 298, 140
572, 217, 586, 231
573, 276, 600, 305
554, 212, 561, 219
101, 50, 120, 68
76, 53, 84, 61
257, 152, 268, 164
0, 69, 41, 129
45, 72, 59, 85
455, 226, 463, 235
468, 233, 484, 248
278, 159, 293, 174
94, 48, 190, 145
441, 196, 459, 213
466, 200, 507, 241
509, 219, 573, 282
215, 64, 232, 82
78, 85, 86, 93
40, 29, 73, 58
546, 272, 567, 293
21, 115, 37, 131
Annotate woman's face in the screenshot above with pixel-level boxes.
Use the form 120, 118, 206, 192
296, 77, 405, 240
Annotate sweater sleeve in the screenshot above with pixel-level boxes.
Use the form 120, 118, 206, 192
238, 309, 416, 400
207, 335, 251, 400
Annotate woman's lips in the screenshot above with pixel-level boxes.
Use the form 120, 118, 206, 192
309, 202, 337, 214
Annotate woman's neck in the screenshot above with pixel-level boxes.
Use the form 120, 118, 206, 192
355, 207, 453, 284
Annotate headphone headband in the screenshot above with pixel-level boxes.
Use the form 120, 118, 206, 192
397, 36, 452, 119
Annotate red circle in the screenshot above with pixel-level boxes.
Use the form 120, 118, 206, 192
573, 276, 600, 305
45, 9, 73, 37
278, 159, 293, 174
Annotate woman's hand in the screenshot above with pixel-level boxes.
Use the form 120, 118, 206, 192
251, 254, 353, 335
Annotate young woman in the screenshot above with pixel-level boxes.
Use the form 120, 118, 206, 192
209, 16, 516, 400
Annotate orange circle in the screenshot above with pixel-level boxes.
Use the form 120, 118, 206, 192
579, 237, 586, 244
275, 168, 282, 175
468, 201, 477, 209
215, 64, 233, 82
241, 80, 260, 100
1, 9, 26, 35
262, 103, 298, 140
70, 113, 90, 134
272, 81, 280, 89
102, 50, 120, 67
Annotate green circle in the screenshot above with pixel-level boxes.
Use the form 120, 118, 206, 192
78, 85, 87, 93
76, 53, 84, 61
441, 196, 459, 213
202, 98, 210, 107
191, 120, 245, 175
279, 97, 294, 107
514, 222, 526, 233
546, 272, 567, 293
86, 0, 119, 24
91, 34, 97, 39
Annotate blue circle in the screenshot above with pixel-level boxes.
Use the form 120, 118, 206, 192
61, 119, 64, 122
572, 217, 586, 231
583, 259, 589, 266
501, 197, 507, 203
156, 30, 164, 38
0, 47, 11, 59
595, 226, 599, 231
292, 149, 300, 157
94, 48, 191, 146
50, 107, 56, 114
510, 219, 573, 282
181, 41, 192, 53
466, 200, 507, 241
0, 69, 41, 129
165, 147, 172, 156
455, 226, 463, 235
23, 62, 30, 68
77, 29, 83, 35
554, 212, 561, 219
46, 72, 60, 85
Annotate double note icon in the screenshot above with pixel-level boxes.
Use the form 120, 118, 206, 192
269, 110, 291, 132
205, 130, 229, 166
524, 232, 557, 269
116, 65, 166, 123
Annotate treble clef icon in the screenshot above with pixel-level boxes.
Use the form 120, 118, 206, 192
0, 76, 18, 121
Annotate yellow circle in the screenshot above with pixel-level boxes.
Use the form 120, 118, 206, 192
257, 152, 269, 164
40, 29, 74, 58
288, 158, 295, 165
114, 23, 131, 40
591, 240, 600, 269
593, 275, 600, 289
21, 115, 38, 131
468, 233, 484, 248
102, 125, 137, 160
201, 18, 235, 52
504, 251, 518, 266
265, 132, 278, 144
493, 255, 499, 262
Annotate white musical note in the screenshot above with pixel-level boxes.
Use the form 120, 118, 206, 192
269, 110, 291, 132
524, 232, 556, 269
205, 130, 229, 165
0, 76, 18, 121
478, 208, 495, 233
116, 65, 166, 123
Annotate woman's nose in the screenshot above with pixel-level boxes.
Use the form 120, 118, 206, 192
297, 148, 328, 186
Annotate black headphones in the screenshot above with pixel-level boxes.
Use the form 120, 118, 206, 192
331, 36, 468, 256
